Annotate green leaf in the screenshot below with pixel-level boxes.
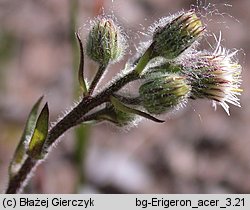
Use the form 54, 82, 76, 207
76, 32, 88, 94
134, 44, 154, 75
8, 96, 43, 177
110, 96, 164, 123
27, 103, 49, 159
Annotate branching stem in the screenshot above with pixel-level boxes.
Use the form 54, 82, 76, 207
88, 64, 108, 95
5, 61, 144, 193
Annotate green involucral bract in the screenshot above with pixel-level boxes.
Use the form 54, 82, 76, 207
139, 74, 191, 114
86, 17, 124, 65
152, 10, 205, 59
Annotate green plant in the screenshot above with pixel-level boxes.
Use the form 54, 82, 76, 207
5, 10, 242, 193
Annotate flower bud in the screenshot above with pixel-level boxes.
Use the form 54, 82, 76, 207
152, 10, 205, 59
86, 17, 125, 64
180, 49, 242, 115
139, 74, 191, 114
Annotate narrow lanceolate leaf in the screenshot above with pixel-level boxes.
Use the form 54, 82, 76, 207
27, 103, 49, 160
76, 32, 88, 95
134, 44, 154, 75
8, 96, 43, 177
110, 96, 164, 123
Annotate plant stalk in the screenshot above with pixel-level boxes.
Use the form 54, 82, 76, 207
5, 44, 150, 193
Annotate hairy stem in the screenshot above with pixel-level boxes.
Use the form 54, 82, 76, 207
46, 70, 138, 147
5, 69, 138, 193
88, 64, 107, 95
6, 157, 36, 194
5, 40, 152, 193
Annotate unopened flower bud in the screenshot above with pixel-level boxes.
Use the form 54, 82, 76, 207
152, 10, 205, 59
180, 49, 242, 115
87, 17, 125, 64
139, 74, 191, 114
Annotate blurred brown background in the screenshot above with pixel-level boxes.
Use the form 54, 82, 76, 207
0, 0, 250, 193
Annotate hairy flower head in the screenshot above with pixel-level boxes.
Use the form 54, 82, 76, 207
151, 10, 205, 59
180, 47, 242, 115
139, 74, 191, 114
86, 17, 125, 64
